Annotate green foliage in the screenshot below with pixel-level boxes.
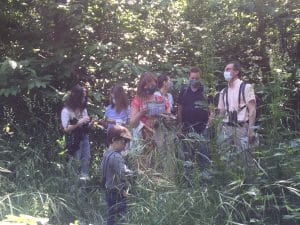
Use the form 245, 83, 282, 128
0, 59, 52, 96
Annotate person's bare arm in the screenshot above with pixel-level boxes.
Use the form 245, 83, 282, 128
165, 105, 171, 114
129, 106, 147, 128
207, 104, 215, 126
218, 107, 226, 116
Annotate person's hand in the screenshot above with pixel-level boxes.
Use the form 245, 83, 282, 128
91, 115, 99, 124
78, 116, 90, 126
122, 189, 129, 197
139, 107, 148, 116
96, 119, 108, 128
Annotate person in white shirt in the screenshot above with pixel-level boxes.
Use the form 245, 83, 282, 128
61, 84, 91, 180
218, 61, 257, 182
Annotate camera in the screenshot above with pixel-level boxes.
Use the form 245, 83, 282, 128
69, 117, 89, 135
228, 110, 238, 125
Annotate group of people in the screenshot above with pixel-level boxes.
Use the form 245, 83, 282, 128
61, 61, 257, 225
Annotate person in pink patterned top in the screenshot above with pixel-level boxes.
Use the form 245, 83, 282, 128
130, 72, 170, 139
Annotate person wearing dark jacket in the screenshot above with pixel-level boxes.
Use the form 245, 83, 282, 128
177, 67, 211, 168
100, 125, 132, 225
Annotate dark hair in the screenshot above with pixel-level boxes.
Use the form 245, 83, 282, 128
229, 61, 242, 76
137, 72, 157, 97
189, 67, 202, 76
157, 74, 169, 89
65, 84, 87, 112
107, 125, 126, 144
110, 85, 129, 113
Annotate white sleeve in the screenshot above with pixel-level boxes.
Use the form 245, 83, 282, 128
104, 106, 109, 117
218, 89, 225, 110
61, 108, 70, 129
168, 93, 174, 109
154, 91, 161, 97
82, 108, 88, 117
245, 84, 256, 104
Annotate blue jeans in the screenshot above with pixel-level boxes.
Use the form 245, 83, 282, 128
105, 190, 127, 225
74, 134, 91, 176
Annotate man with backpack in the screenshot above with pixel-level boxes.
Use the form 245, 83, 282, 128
217, 61, 257, 182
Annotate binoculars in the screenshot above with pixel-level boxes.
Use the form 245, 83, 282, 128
228, 110, 238, 125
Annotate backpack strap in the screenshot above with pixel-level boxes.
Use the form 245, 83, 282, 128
222, 87, 229, 112
238, 82, 247, 106
101, 151, 116, 181
223, 82, 247, 112
238, 82, 247, 111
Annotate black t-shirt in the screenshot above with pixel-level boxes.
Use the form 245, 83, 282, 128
178, 85, 209, 133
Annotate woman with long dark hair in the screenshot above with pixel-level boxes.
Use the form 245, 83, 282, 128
104, 85, 130, 129
61, 84, 91, 180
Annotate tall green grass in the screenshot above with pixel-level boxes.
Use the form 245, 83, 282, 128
1, 118, 299, 225
0, 73, 299, 225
